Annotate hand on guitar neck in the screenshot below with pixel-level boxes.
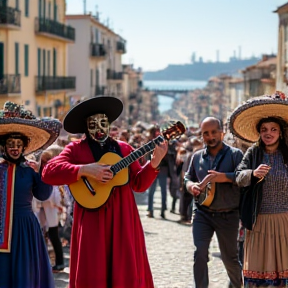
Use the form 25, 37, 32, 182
150, 141, 168, 168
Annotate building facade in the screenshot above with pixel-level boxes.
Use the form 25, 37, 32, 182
275, 2, 288, 91
65, 14, 126, 106
0, 0, 75, 119
241, 55, 276, 98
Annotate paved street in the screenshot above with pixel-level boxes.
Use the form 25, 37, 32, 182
53, 189, 230, 288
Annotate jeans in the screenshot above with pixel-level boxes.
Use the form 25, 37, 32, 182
192, 209, 242, 288
148, 172, 167, 213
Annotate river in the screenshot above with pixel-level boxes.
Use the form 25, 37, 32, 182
143, 80, 207, 113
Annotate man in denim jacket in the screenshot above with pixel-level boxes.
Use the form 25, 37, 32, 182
184, 117, 243, 288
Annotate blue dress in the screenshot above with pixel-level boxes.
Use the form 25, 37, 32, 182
0, 161, 55, 288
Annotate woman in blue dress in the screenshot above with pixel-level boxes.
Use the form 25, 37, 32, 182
0, 101, 61, 288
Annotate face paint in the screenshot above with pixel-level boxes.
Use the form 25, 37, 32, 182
5, 138, 24, 160
87, 113, 110, 142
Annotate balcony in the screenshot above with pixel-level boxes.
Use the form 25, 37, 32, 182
116, 41, 126, 53
90, 43, 106, 58
95, 85, 106, 96
35, 18, 75, 42
0, 74, 21, 94
107, 69, 123, 81
35, 76, 76, 92
0, 5, 21, 29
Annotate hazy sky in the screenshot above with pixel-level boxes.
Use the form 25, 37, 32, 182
66, 0, 286, 71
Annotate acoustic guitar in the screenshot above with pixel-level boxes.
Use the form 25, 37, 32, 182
197, 174, 217, 207
69, 120, 186, 209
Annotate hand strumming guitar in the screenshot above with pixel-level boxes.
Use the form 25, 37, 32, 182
150, 140, 168, 169
186, 174, 216, 197
78, 163, 113, 183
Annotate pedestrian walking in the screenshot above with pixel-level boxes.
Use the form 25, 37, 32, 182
230, 91, 288, 287
0, 101, 61, 288
184, 116, 243, 288
42, 96, 168, 288
34, 145, 66, 273
179, 137, 203, 224
146, 124, 170, 219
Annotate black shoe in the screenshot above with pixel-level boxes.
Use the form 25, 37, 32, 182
160, 212, 165, 219
146, 211, 154, 218
52, 264, 65, 273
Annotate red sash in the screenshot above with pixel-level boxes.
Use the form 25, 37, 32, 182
0, 162, 16, 252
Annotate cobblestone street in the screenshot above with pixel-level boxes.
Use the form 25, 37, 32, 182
53, 189, 230, 288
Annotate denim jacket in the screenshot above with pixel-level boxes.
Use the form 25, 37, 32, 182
184, 143, 243, 212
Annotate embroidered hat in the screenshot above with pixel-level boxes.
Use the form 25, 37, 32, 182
228, 91, 288, 143
0, 101, 62, 155
63, 96, 123, 134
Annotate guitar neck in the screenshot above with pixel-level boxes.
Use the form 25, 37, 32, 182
111, 136, 163, 175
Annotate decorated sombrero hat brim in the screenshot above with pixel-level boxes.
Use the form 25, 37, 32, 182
63, 96, 123, 134
229, 94, 288, 143
0, 118, 62, 155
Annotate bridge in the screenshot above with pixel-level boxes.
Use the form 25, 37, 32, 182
144, 87, 191, 98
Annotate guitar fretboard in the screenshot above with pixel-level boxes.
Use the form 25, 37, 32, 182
110, 136, 164, 175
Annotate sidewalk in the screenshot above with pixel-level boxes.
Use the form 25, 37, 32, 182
53, 188, 230, 288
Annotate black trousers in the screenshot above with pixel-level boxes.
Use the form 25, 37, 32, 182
180, 189, 193, 220
48, 226, 64, 266
192, 209, 242, 288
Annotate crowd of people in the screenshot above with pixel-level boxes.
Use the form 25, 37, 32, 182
1, 91, 288, 288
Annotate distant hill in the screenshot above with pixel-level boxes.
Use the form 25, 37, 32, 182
143, 57, 260, 81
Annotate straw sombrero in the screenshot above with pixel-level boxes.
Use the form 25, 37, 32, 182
228, 91, 288, 143
63, 96, 123, 134
0, 101, 62, 155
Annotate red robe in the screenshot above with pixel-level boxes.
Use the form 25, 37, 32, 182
42, 139, 158, 288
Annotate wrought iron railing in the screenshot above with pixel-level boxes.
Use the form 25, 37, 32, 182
0, 74, 21, 94
35, 76, 76, 92
90, 43, 106, 57
35, 18, 75, 41
107, 69, 123, 80
0, 5, 21, 26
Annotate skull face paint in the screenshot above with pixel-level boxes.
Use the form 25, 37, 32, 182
87, 113, 110, 142
5, 138, 24, 160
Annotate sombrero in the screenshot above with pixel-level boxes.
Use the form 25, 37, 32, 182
228, 91, 288, 143
63, 96, 123, 134
0, 101, 62, 155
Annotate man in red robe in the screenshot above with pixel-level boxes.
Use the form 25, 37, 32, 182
42, 96, 168, 288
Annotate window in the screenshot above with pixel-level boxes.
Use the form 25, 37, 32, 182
37, 106, 41, 117
38, 0, 42, 18
53, 0, 57, 21
25, 0, 29, 17
15, 43, 19, 75
42, 49, 46, 76
53, 48, 57, 76
48, 2, 51, 19
90, 69, 93, 87
24, 44, 29, 76
37, 48, 41, 76
47, 50, 50, 76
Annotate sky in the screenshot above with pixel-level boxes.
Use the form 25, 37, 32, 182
66, 0, 286, 71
